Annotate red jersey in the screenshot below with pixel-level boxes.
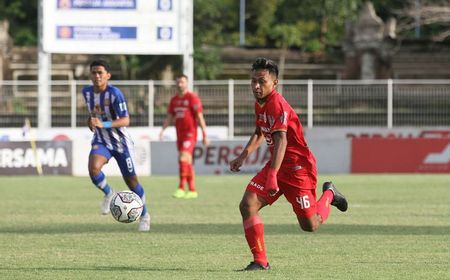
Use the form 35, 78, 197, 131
168, 91, 203, 139
255, 90, 316, 174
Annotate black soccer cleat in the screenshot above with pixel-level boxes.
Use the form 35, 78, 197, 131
241, 261, 271, 271
323, 181, 348, 212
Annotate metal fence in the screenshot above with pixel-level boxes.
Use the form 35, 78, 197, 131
1, 79, 449, 136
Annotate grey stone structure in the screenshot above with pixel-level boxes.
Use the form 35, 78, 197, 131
343, 1, 397, 80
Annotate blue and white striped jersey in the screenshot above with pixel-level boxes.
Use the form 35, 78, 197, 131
82, 84, 133, 153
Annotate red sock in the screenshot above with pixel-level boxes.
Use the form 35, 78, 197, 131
187, 163, 195, 192
316, 189, 334, 222
243, 216, 268, 266
179, 161, 189, 190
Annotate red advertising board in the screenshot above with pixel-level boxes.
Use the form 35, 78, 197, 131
352, 138, 450, 173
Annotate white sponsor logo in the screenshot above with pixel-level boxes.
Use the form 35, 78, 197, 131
183, 141, 192, 149
0, 148, 68, 168
423, 144, 450, 164
258, 112, 267, 123
260, 127, 271, 133
249, 181, 264, 190
174, 107, 187, 118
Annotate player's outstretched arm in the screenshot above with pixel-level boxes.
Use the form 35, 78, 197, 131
230, 127, 264, 172
196, 112, 209, 146
159, 114, 174, 140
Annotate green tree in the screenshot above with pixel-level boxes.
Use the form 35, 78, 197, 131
193, 0, 239, 46
274, 0, 364, 50
193, 0, 239, 79
270, 22, 317, 81
2, 0, 449, 80
194, 47, 223, 80
245, 0, 278, 46
0, 0, 37, 45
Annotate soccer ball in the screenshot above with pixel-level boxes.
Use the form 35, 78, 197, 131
109, 191, 144, 223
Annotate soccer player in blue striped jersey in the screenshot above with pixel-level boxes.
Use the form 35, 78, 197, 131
82, 59, 150, 231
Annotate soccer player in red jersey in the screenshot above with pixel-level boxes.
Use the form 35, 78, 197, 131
160, 74, 209, 199
230, 58, 348, 271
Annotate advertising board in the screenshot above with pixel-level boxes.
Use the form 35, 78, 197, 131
352, 138, 450, 173
0, 141, 72, 175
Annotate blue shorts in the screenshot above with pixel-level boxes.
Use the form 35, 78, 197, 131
90, 144, 136, 177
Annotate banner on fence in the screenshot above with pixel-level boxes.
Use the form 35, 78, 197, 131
151, 140, 268, 175
0, 141, 72, 175
351, 138, 450, 173
151, 139, 351, 175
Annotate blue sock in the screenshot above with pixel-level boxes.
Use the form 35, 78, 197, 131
90, 172, 112, 195
102, 185, 112, 195
132, 183, 148, 217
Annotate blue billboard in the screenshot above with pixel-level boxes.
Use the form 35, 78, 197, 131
57, 26, 137, 39
57, 0, 136, 10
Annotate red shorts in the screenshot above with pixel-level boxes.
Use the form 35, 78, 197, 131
176, 132, 197, 153
246, 163, 318, 218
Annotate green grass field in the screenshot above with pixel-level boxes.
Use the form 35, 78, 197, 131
0, 174, 449, 280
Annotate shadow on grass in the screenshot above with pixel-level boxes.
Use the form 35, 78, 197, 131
0, 266, 187, 272
1, 223, 450, 235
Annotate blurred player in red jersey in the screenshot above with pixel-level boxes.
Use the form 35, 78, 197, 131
160, 74, 209, 199
230, 58, 348, 271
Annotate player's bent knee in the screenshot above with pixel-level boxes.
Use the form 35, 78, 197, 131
239, 199, 258, 218
298, 217, 320, 232
239, 199, 262, 219
88, 161, 104, 176
299, 223, 319, 232
88, 167, 101, 177
239, 200, 249, 216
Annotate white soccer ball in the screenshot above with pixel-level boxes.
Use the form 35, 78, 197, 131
109, 191, 144, 223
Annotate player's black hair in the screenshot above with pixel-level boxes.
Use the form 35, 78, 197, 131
90, 59, 111, 72
176, 74, 189, 80
251, 57, 279, 78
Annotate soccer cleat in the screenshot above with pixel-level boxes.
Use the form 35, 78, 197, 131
241, 261, 271, 271
138, 213, 151, 232
322, 181, 348, 212
184, 191, 198, 199
172, 189, 186, 198
101, 190, 115, 215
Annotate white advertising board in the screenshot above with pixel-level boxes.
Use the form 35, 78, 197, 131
72, 137, 150, 176
43, 0, 190, 54
0, 127, 227, 176
150, 139, 351, 175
